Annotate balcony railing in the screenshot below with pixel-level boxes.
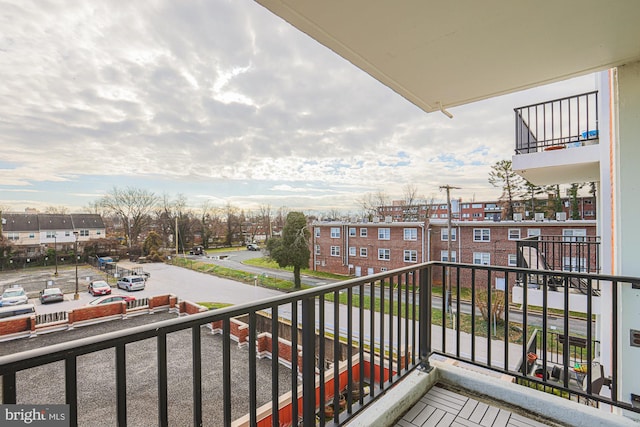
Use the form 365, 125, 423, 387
1, 262, 638, 426
515, 91, 599, 154
517, 235, 601, 294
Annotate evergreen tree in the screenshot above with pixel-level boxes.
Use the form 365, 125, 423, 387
266, 212, 310, 289
488, 160, 522, 220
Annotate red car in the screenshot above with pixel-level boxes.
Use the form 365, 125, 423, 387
87, 295, 135, 306
87, 280, 112, 296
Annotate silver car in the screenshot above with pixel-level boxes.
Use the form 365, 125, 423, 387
1, 287, 28, 306
116, 276, 146, 292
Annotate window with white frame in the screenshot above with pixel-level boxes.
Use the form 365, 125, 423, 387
360, 228, 367, 237
508, 229, 521, 240
473, 228, 490, 242
378, 228, 390, 240
508, 254, 517, 266
404, 228, 418, 241
472, 203, 482, 208
378, 248, 390, 260
563, 257, 587, 272
330, 227, 340, 238
349, 247, 356, 256
431, 214, 438, 218
472, 213, 482, 218
7, 233, 19, 241
440, 250, 457, 262
563, 229, 586, 242
360, 247, 368, 257
404, 250, 417, 263
65, 231, 70, 237
473, 252, 490, 265
440, 213, 448, 218
441, 228, 457, 241
46, 231, 56, 239
349, 227, 356, 236
527, 228, 541, 238
315, 245, 320, 255
315, 227, 320, 237
380, 267, 388, 272
28, 233, 35, 238
330, 246, 340, 256
80, 229, 89, 237
96, 231, 101, 235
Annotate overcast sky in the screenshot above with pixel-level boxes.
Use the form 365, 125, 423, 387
0, 0, 597, 215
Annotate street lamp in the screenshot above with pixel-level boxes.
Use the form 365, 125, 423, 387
73, 231, 79, 300
54, 232, 58, 276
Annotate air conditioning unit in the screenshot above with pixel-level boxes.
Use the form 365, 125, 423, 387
534, 213, 544, 222
385, 216, 392, 223
556, 212, 567, 221
513, 213, 523, 222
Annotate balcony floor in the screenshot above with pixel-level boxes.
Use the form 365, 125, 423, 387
395, 384, 556, 427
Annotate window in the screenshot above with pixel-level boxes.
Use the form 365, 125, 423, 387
378, 228, 390, 240
473, 252, 490, 265
330, 227, 340, 238
440, 213, 448, 218
349, 227, 356, 236
330, 246, 340, 256
439, 204, 447, 210
96, 231, 101, 235
7, 233, 19, 241
65, 231, 70, 237
378, 248, 390, 260
315, 245, 320, 255
473, 228, 490, 242
441, 228, 457, 241
80, 229, 89, 237
508, 254, 517, 266
563, 229, 586, 242
527, 228, 541, 237
462, 213, 470, 218
349, 247, 356, 256
431, 214, 438, 218
360, 228, 367, 237
380, 267, 388, 272
461, 203, 470, 209
472, 213, 482, 218
440, 250, 457, 262
472, 203, 482, 208
28, 233, 35, 239
404, 250, 418, 263
563, 257, 587, 272
314, 227, 320, 237
360, 247, 368, 257
46, 231, 56, 239
508, 229, 521, 240
404, 228, 417, 241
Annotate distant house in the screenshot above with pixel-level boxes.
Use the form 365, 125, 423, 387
0, 212, 106, 256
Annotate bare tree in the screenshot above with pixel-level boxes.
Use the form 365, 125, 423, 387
83, 201, 103, 215
44, 206, 69, 214
258, 204, 273, 240
100, 187, 159, 248
402, 184, 421, 221
357, 190, 389, 220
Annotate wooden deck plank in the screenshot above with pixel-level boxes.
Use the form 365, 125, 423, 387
403, 400, 427, 422
458, 398, 479, 419
413, 404, 437, 426
480, 406, 500, 427
492, 409, 511, 427
468, 401, 489, 424
424, 408, 447, 427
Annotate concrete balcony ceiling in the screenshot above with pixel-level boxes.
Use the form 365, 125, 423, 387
255, 0, 640, 114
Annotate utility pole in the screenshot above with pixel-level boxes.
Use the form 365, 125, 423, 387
439, 185, 461, 313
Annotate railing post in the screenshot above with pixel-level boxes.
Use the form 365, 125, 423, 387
419, 265, 433, 372
302, 296, 316, 426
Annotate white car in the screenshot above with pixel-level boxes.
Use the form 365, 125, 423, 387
1, 287, 29, 306
116, 276, 146, 292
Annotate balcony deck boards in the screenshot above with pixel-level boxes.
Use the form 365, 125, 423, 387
396, 385, 556, 427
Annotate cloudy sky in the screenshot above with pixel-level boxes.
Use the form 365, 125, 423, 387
0, 0, 597, 215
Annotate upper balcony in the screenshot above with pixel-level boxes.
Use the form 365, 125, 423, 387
512, 91, 600, 186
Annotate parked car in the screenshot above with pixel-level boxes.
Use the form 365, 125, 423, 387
39, 287, 64, 304
87, 295, 135, 306
116, 276, 146, 292
1, 287, 28, 306
247, 243, 260, 251
88, 280, 112, 296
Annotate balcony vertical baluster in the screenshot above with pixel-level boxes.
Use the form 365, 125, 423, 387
487, 269, 492, 367
291, 302, 299, 423
378, 279, 385, 391
456, 265, 461, 359
157, 332, 168, 427
388, 275, 394, 384
191, 326, 202, 427
248, 312, 257, 426
332, 290, 340, 423
301, 297, 316, 427
115, 343, 127, 427
222, 318, 232, 426
346, 286, 353, 413
271, 303, 280, 427
318, 295, 326, 425
65, 356, 78, 427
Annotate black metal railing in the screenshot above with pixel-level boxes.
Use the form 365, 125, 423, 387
515, 91, 599, 154
1, 262, 638, 426
517, 235, 601, 294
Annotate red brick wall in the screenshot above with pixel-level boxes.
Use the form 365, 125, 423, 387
71, 302, 125, 322
0, 316, 31, 335
179, 300, 206, 315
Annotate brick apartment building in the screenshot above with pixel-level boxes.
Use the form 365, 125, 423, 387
377, 196, 597, 223
310, 217, 597, 290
